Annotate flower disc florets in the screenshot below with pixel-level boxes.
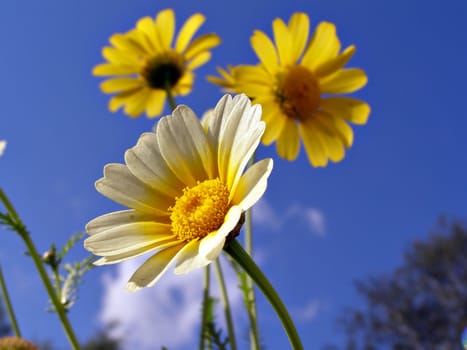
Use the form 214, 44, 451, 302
276, 65, 321, 121
170, 178, 230, 241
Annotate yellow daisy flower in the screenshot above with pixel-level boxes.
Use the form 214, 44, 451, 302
209, 13, 370, 167
84, 94, 273, 291
93, 8, 221, 119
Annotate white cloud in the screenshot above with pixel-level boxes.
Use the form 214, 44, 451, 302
252, 198, 283, 231
303, 208, 326, 236
254, 199, 326, 236
294, 299, 321, 322
98, 256, 243, 350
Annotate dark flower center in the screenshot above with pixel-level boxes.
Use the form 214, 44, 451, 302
275, 65, 321, 121
141, 53, 184, 90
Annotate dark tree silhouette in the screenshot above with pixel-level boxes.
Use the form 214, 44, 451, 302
336, 218, 467, 350
81, 322, 121, 350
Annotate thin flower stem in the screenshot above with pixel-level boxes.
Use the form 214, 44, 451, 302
213, 259, 237, 350
164, 83, 177, 111
199, 265, 211, 350
52, 267, 63, 302
244, 153, 261, 350
0, 264, 21, 337
225, 239, 304, 350
0, 188, 81, 350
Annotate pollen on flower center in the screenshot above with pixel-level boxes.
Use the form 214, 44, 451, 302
276, 65, 321, 121
169, 178, 230, 241
141, 51, 185, 89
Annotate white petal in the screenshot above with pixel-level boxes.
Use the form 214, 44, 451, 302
203, 95, 231, 169
86, 209, 157, 235
157, 106, 214, 187
226, 123, 265, 199
84, 222, 173, 256
125, 132, 185, 198
96, 164, 173, 215
126, 242, 186, 291
93, 240, 181, 266
217, 95, 265, 190
232, 158, 273, 211
199, 206, 242, 260
174, 239, 210, 274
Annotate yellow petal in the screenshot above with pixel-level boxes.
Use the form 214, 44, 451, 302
124, 88, 151, 118
207, 66, 238, 92
100, 78, 142, 93
321, 97, 370, 125
102, 47, 139, 65
314, 45, 356, 78
315, 112, 354, 147
175, 13, 205, 53
273, 18, 293, 66
298, 121, 329, 167
276, 118, 300, 160
261, 107, 286, 145
173, 72, 193, 96
135, 17, 158, 53
93, 63, 139, 76
184, 34, 221, 60
108, 89, 140, 113
155, 8, 175, 49
186, 51, 211, 70
302, 22, 341, 71
288, 12, 310, 62
109, 33, 146, 55
236, 81, 271, 98
127, 29, 155, 54
235, 65, 271, 84
146, 90, 166, 118
250, 30, 279, 75
316, 129, 346, 163
319, 68, 368, 94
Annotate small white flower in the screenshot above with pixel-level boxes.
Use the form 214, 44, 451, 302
0, 140, 6, 156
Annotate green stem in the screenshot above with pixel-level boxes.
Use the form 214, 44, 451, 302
0, 188, 81, 350
213, 259, 237, 350
164, 82, 177, 112
52, 267, 63, 303
225, 240, 304, 350
199, 265, 211, 350
244, 153, 261, 350
0, 264, 21, 337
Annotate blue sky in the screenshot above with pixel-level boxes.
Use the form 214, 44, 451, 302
1, 0, 466, 349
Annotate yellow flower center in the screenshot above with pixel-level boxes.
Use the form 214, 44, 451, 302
276, 65, 321, 121
169, 178, 230, 241
141, 51, 185, 89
